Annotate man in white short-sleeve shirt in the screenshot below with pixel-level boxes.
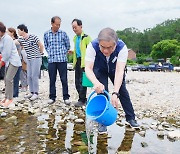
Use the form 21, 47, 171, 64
85, 28, 139, 133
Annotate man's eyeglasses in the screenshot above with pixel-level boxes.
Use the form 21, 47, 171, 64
99, 44, 115, 51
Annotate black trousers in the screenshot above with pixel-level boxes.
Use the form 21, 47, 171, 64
48, 62, 70, 101
94, 70, 135, 121
75, 58, 87, 102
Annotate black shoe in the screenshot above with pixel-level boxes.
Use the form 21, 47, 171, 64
126, 119, 140, 128
74, 101, 85, 107
98, 123, 107, 134
2, 88, 5, 93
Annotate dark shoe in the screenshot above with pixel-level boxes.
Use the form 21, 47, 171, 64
125, 119, 140, 128
98, 123, 107, 134
64, 99, 71, 105
74, 101, 85, 107
2, 88, 5, 93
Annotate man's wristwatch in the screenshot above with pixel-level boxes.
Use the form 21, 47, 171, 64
112, 92, 119, 97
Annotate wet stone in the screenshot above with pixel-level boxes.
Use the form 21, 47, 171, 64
75, 118, 84, 124
140, 125, 149, 130
5, 115, 17, 123
157, 125, 164, 131
150, 125, 157, 130
0, 109, 4, 114
167, 130, 180, 141
139, 131, 146, 137
141, 142, 148, 147
116, 121, 124, 127
165, 127, 175, 131
0, 135, 7, 141
161, 122, 171, 128
1, 112, 7, 117
157, 131, 165, 139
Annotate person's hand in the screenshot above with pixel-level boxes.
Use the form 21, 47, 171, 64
111, 94, 119, 109
68, 50, 73, 54
93, 82, 104, 94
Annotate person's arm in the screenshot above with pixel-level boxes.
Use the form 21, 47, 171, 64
113, 61, 126, 93
85, 43, 105, 93
43, 33, 48, 52
85, 61, 105, 93
111, 45, 128, 108
1, 36, 13, 63
64, 32, 70, 51
21, 49, 27, 63
0, 61, 2, 68
111, 61, 126, 108
38, 41, 44, 53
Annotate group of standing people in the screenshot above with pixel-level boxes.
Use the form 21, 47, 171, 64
0, 16, 139, 132
0, 22, 43, 107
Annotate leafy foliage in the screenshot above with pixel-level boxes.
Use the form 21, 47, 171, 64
170, 50, 180, 66
116, 18, 180, 65
116, 18, 180, 54
151, 39, 179, 62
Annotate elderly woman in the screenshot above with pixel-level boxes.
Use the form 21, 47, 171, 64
7, 27, 22, 98
0, 22, 21, 107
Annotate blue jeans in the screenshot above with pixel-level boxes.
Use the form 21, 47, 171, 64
94, 70, 135, 121
48, 62, 70, 101
13, 66, 22, 97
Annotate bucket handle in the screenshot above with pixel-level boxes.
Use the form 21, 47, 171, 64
87, 90, 110, 104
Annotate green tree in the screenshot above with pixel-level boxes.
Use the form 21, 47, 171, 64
117, 27, 142, 52
151, 39, 179, 61
116, 18, 180, 55
170, 50, 180, 66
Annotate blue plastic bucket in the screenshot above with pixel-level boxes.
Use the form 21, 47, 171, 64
86, 91, 118, 126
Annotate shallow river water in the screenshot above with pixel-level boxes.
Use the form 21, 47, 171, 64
0, 108, 179, 154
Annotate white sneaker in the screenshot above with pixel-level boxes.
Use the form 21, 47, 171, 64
8, 102, 15, 108
47, 99, 55, 104
29, 94, 38, 101
24, 93, 33, 99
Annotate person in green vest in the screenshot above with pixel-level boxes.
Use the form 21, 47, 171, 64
70, 19, 92, 107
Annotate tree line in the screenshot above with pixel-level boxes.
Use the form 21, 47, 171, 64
116, 18, 180, 66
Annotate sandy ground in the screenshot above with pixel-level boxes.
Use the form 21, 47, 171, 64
125, 71, 180, 116
0, 70, 180, 116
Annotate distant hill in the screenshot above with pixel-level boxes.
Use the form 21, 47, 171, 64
116, 18, 180, 54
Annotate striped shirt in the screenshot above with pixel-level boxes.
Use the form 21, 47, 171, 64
18, 35, 41, 60
44, 29, 70, 63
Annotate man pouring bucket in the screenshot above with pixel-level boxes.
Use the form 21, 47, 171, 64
85, 28, 140, 133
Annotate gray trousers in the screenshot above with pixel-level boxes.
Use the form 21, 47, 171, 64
27, 58, 42, 94
20, 70, 27, 87
4, 63, 18, 99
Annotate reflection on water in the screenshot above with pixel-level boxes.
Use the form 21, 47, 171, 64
117, 128, 135, 153
85, 118, 97, 154
0, 110, 179, 153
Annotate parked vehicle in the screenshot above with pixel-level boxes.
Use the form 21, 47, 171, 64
162, 63, 174, 72
131, 65, 140, 71
132, 63, 174, 72
174, 67, 180, 72
138, 65, 148, 71
131, 65, 148, 71
148, 63, 162, 71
